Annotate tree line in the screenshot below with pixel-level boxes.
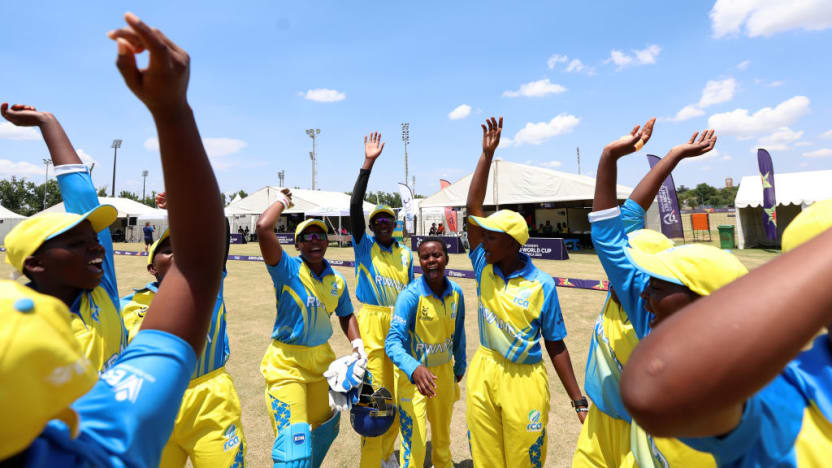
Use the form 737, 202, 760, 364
677, 183, 739, 209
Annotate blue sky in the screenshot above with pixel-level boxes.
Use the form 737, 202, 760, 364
1, 1, 831, 201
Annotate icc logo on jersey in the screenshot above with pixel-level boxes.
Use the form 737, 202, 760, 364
526, 409, 542, 432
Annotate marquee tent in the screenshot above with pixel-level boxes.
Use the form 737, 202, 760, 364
36, 197, 168, 243
0, 204, 26, 240
734, 169, 832, 249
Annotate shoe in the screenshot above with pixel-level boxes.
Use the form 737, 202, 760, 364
381, 454, 399, 468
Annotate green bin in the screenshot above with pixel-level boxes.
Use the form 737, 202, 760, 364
718, 225, 735, 249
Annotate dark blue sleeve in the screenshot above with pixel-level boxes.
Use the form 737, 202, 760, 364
334, 273, 354, 318
468, 244, 487, 284
452, 283, 467, 377
56, 166, 118, 310
539, 279, 567, 342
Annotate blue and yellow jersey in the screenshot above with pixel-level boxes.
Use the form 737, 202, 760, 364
584, 199, 646, 420
267, 253, 354, 346
55, 164, 126, 371
119, 271, 231, 379
683, 334, 832, 467
352, 234, 414, 306
468, 245, 565, 364
385, 275, 466, 380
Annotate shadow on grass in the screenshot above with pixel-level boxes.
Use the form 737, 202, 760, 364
393, 441, 474, 467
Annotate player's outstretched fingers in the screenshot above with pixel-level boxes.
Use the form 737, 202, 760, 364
114, 38, 141, 93
124, 12, 167, 53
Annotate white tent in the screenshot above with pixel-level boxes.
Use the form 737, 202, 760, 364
0, 205, 26, 240
36, 197, 168, 243
734, 170, 832, 249
417, 160, 639, 235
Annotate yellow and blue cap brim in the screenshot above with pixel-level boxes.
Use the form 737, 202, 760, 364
295, 219, 328, 239
147, 228, 171, 266
468, 210, 530, 246
627, 229, 674, 254
782, 199, 832, 252
370, 205, 396, 222
45, 204, 117, 241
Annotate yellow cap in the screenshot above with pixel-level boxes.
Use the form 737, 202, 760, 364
4, 205, 117, 273
468, 210, 529, 246
147, 228, 171, 266
369, 205, 396, 222
782, 199, 832, 252
627, 229, 674, 254
0, 280, 97, 459
294, 219, 328, 240
625, 244, 748, 296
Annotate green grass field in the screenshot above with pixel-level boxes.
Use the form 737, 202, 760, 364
2, 240, 777, 467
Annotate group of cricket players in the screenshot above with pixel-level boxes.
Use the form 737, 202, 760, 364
1, 12, 830, 468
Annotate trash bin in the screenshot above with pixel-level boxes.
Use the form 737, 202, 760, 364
718, 225, 735, 249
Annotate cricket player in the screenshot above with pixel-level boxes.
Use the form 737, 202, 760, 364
465, 117, 586, 468
257, 190, 364, 468
574, 123, 723, 467
2, 104, 126, 372
385, 237, 466, 468
350, 131, 415, 468
120, 195, 245, 467
0, 12, 227, 466
622, 201, 832, 467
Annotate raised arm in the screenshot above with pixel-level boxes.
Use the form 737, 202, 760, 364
621, 227, 832, 438
593, 118, 655, 212
350, 132, 385, 239
629, 130, 716, 210
256, 189, 293, 266
0, 103, 82, 166
108, 13, 224, 353
466, 117, 502, 249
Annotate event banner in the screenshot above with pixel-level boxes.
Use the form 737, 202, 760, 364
646, 154, 684, 239
398, 182, 416, 234
757, 148, 778, 241
520, 237, 569, 260
439, 179, 458, 232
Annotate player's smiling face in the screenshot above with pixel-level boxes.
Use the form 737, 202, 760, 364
297, 226, 328, 264
481, 230, 515, 264
418, 241, 447, 283
370, 215, 394, 244
29, 220, 105, 290
641, 277, 698, 328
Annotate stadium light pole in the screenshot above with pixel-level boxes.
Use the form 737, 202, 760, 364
278, 170, 285, 187
111, 139, 123, 197
42, 158, 51, 210
401, 123, 410, 187
141, 170, 149, 200
306, 129, 319, 190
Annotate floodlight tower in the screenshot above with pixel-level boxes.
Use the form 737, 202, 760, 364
111, 139, 123, 197
401, 123, 410, 187
278, 170, 285, 187
141, 170, 149, 200
42, 159, 52, 210
306, 129, 320, 190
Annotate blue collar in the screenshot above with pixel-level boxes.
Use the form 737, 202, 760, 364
491, 251, 535, 282
417, 274, 452, 299
301, 256, 335, 281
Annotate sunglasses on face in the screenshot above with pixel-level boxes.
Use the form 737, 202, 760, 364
373, 218, 394, 227
299, 232, 328, 242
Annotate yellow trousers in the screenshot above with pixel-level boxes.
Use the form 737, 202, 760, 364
466, 347, 550, 468
159, 367, 246, 468
572, 405, 716, 468
395, 362, 460, 468
358, 304, 399, 468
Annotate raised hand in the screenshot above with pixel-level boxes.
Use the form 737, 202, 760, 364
668, 130, 717, 159
107, 12, 190, 114
412, 365, 438, 398
155, 191, 167, 210
0, 103, 50, 127
278, 188, 294, 210
603, 117, 656, 159
482, 116, 503, 156
364, 132, 385, 160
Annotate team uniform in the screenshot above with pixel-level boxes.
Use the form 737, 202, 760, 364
384, 276, 466, 468
576, 200, 716, 467
261, 251, 354, 467
466, 244, 563, 468
120, 269, 246, 468
680, 334, 832, 467
56, 164, 126, 371
1, 280, 197, 468
352, 230, 415, 467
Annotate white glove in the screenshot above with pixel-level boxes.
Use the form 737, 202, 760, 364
276, 191, 293, 210
323, 354, 367, 393
328, 389, 351, 411
351, 338, 368, 361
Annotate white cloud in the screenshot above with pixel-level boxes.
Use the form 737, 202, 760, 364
698, 78, 737, 107
757, 127, 804, 151
711, 0, 832, 38
566, 59, 585, 72
501, 114, 580, 147
448, 104, 472, 120
803, 148, 832, 158
0, 122, 40, 140
721, 154, 734, 161
541, 161, 563, 168
606, 44, 661, 70
503, 79, 567, 98
736, 60, 751, 70
0, 159, 44, 177
547, 54, 568, 69
707, 96, 810, 137
820, 130, 832, 138
680, 149, 722, 165
144, 137, 159, 151
795, 141, 813, 147
75, 149, 97, 169
144, 137, 247, 169
671, 105, 706, 122
299, 88, 346, 103
768, 80, 784, 87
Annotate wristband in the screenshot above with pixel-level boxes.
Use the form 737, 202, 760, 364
571, 397, 588, 408
576, 407, 589, 413
277, 194, 291, 210
634, 139, 645, 151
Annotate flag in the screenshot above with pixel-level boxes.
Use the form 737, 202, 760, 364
757, 148, 777, 241
646, 154, 684, 239
439, 179, 458, 232
398, 183, 416, 234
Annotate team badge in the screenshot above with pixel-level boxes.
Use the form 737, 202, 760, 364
223, 423, 241, 451
526, 409, 542, 432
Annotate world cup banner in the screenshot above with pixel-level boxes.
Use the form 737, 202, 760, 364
398, 182, 416, 234
757, 148, 778, 241
646, 154, 684, 239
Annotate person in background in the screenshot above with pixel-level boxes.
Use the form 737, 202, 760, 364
143, 221, 155, 252
429, 223, 437, 235
543, 220, 553, 236
437, 223, 445, 235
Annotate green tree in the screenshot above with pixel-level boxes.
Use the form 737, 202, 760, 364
0, 177, 36, 215
345, 190, 403, 208
97, 186, 108, 197
28, 180, 62, 215
119, 190, 140, 202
